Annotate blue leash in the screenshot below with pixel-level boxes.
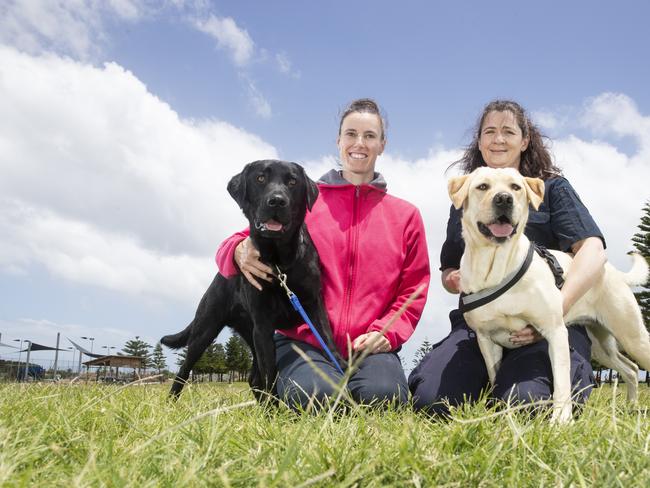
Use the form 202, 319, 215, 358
275, 266, 345, 375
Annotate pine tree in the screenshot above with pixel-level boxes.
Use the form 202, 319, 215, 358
151, 342, 167, 375
236, 337, 252, 380
194, 343, 217, 380
225, 335, 240, 382
225, 334, 252, 382
412, 337, 433, 368
632, 200, 650, 384
122, 336, 153, 370
174, 347, 187, 367
213, 343, 228, 381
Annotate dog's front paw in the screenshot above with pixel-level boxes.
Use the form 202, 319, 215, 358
550, 403, 573, 425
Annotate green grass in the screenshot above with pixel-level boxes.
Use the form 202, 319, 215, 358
1, 381, 649, 487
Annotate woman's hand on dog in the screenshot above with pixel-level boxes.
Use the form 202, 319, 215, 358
510, 325, 543, 346
442, 268, 462, 294
352, 331, 392, 354
234, 237, 274, 291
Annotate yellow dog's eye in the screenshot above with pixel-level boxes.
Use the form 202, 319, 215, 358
511, 184, 521, 191
256, 174, 265, 183
477, 183, 489, 191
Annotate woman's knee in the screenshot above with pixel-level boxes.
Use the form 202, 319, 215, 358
278, 375, 338, 411
493, 378, 551, 405
352, 379, 408, 406
411, 386, 452, 416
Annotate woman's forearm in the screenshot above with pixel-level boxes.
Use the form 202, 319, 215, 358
561, 237, 607, 315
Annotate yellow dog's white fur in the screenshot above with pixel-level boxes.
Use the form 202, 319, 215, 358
449, 167, 650, 423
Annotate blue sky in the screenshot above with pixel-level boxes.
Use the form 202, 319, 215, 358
1, 0, 649, 371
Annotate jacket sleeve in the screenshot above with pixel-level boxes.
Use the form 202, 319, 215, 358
367, 208, 431, 349
215, 228, 250, 277
439, 205, 464, 271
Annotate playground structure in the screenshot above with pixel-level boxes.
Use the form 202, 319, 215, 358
0, 333, 152, 383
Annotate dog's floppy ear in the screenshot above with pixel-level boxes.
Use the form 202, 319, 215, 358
227, 163, 252, 210
448, 174, 471, 209
523, 177, 545, 210
305, 175, 319, 211
296, 163, 319, 211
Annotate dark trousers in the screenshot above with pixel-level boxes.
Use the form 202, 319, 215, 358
408, 310, 595, 416
274, 334, 408, 410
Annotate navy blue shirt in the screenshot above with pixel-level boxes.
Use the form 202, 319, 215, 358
440, 176, 606, 271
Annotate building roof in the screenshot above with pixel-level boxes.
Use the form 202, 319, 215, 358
83, 355, 145, 368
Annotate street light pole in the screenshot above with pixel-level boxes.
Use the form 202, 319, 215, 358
67, 347, 74, 372
22, 341, 32, 381
81, 336, 95, 354
13, 339, 23, 381
101, 346, 116, 378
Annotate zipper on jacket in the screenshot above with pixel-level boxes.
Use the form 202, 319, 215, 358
342, 186, 361, 343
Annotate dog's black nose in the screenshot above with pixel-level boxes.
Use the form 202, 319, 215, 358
493, 192, 513, 209
267, 193, 288, 207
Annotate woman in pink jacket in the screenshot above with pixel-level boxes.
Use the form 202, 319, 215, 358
217, 98, 430, 410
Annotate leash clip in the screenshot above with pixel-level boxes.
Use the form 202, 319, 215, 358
275, 265, 295, 298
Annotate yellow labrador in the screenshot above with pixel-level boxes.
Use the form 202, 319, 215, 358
449, 167, 650, 423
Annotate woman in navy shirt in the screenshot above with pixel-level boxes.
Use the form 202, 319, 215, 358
409, 100, 607, 415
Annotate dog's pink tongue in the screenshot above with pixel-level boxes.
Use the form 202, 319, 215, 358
488, 223, 514, 237
264, 219, 283, 231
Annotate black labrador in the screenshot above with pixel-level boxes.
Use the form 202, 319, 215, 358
161, 160, 342, 400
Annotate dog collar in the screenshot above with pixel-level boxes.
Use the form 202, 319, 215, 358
459, 241, 535, 314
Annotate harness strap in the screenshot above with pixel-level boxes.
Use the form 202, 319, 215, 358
459, 242, 535, 314
533, 244, 565, 289
459, 241, 566, 314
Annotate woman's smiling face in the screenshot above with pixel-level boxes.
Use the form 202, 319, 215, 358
337, 111, 385, 185
478, 110, 529, 170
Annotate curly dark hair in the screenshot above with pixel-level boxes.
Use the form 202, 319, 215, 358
338, 98, 387, 141
453, 100, 561, 180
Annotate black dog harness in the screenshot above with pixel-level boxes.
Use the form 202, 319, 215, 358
459, 243, 565, 314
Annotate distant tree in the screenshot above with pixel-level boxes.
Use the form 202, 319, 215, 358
213, 343, 228, 381
122, 336, 153, 370
236, 339, 252, 381
174, 347, 187, 367
194, 343, 216, 381
632, 200, 650, 384
151, 342, 167, 375
181, 342, 229, 382
412, 338, 433, 368
225, 334, 252, 382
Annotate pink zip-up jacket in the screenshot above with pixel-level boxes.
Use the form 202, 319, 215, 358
216, 169, 430, 358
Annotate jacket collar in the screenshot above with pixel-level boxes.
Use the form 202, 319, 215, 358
317, 169, 387, 191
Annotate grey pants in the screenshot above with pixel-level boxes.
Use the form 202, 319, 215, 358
274, 334, 408, 410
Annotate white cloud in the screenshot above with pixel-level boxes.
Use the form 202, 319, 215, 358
246, 79, 272, 119
107, 0, 142, 20
0, 46, 277, 303
0, 0, 143, 59
531, 110, 560, 130
194, 14, 254, 67
580, 92, 650, 164
275, 51, 300, 79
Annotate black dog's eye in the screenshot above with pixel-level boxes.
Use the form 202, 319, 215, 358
287, 177, 297, 187
477, 183, 489, 191
256, 174, 265, 183
511, 183, 521, 191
